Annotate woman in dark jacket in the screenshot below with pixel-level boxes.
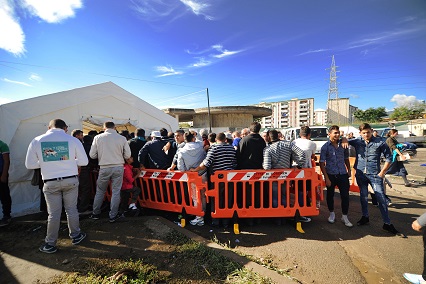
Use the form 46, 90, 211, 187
386, 129, 412, 187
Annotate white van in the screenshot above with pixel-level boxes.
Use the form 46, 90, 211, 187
281, 126, 328, 154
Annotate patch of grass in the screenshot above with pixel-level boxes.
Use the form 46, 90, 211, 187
226, 268, 273, 284
165, 229, 190, 246
47, 258, 167, 284
46, 230, 273, 284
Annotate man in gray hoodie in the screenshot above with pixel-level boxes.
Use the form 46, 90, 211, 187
176, 132, 206, 172
176, 132, 206, 226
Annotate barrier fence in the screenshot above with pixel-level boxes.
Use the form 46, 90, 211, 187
89, 167, 325, 233
208, 168, 323, 219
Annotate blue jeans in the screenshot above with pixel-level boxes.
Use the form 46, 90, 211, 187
272, 181, 287, 208
43, 177, 81, 246
355, 170, 391, 224
92, 166, 124, 219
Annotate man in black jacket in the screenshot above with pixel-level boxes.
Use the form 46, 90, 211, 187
236, 122, 266, 169
128, 128, 147, 168
236, 122, 266, 217
138, 128, 171, 170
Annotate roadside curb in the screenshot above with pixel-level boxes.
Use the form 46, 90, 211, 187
154, 216, 295, 284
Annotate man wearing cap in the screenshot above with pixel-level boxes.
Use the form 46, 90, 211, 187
138, 128, 171, 170
89, 121, 131, 222
25, 119, 88, 253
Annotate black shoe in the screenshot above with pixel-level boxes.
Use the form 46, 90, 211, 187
89, 214, 100, 220
109, 214, 123, 223
299, 216, 312, 223
383, 223, 399, 235
357, 216, 369, 226
0, 216, 11, 227
39, 243, 58, 254
72, 232, 87, 245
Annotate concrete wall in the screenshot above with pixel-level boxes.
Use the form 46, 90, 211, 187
193, 113, 253, 129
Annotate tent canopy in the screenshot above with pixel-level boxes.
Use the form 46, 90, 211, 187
0, 82, 178, 216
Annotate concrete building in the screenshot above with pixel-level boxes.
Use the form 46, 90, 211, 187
314, 108, 327, 125
164, 106, 272, 132
255, 98, 314, 128
327, 98, 358, 125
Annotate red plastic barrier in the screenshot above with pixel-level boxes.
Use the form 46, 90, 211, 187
136, 170, 206, 218
207, 168, 324, 219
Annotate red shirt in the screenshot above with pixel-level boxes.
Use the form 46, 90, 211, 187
121, 163, 134, 190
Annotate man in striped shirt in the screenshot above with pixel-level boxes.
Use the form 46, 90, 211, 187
263, 130, 310, 222
191, 132, 236, 227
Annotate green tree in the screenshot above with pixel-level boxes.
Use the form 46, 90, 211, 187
390, 103, 426, 120
353, 107, 387, 123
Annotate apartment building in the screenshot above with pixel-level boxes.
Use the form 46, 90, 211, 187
314, 109, 327, 125
256, 98, 314, 128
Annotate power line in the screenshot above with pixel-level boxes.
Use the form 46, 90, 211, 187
0, 61, 204, 89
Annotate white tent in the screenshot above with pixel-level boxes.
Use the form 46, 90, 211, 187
0, 82, 178, 216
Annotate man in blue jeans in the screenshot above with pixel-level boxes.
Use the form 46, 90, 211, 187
348, 123, 401, 235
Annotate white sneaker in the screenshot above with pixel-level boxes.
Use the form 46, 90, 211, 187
403, 273, 426, 284
328, 212, 335, 224
189, 216, 204, 226
128, 203, 137, 210
341, 215, 353, 228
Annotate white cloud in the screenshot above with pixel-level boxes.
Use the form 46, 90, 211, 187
0, 0, 82, 56
21, 0, 83, 23
29, 74, 42, 81
132, 0, 214, 23
0, 0, 25, 56
297, 49, 330, 56
390, 94, 422, 107
155, 65, 183, 77
346, 27, 422, 50
180, 0, 213, 20
131, 0, 182, 22
2, 78, 32, 87
211, 44, 242, 58
190, 58, 211, 68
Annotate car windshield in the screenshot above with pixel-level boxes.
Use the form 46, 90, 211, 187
310, 128, 328, 141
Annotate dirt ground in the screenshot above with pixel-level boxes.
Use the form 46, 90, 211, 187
0, 213, 191, 283
1, 148, 425, 284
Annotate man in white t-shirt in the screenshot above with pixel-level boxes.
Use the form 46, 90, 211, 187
292, 126, 317, 168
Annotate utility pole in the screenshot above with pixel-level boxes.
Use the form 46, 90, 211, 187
206, 88, 212, 133
326, 55, 340, 124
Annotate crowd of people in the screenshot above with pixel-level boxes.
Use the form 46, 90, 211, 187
0, 118, 423, 283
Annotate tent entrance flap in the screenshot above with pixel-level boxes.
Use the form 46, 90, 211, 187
82, 116, 138, 134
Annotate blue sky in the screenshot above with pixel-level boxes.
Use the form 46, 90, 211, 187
1, 0, 425, 112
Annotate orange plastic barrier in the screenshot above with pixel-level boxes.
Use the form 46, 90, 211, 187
206, 168, 323, 220
136, 170, 206, 220
348, 157, 360, 192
